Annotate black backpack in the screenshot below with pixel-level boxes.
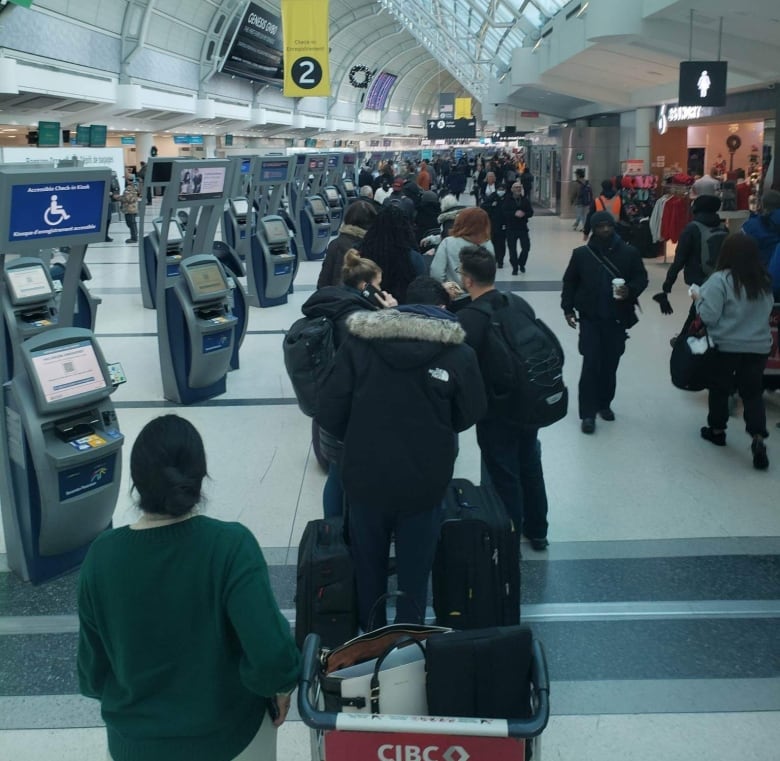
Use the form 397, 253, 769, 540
693, 221, 728, 278
471, 293, 568, 427
282, 315, 336, 418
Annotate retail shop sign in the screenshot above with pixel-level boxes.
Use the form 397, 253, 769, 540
656, 104, 711, 135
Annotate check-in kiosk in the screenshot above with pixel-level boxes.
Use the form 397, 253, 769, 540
322, 154, 344, 235
222, 156, 253, 261
162, 254, 238, 404
0, 164, 124, 584
341, 153, 358, 200
156, 159, 241, 404
245, 156, 297, 307
301, 195, 331, 261
49, 259, 101, 332
322, 183, 343, 237
2, 329, 123, 583
290, 154, 331, 260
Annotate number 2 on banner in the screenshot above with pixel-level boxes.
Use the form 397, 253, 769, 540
292, 57, 322, 89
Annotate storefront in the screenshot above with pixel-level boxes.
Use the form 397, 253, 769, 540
651, 88, 777, 210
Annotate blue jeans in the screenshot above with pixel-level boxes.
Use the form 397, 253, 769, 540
348, 503, 442, 630
477, 419, 549, 540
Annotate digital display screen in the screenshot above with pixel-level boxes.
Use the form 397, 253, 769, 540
327, 156, 339, 168
7, 180, 106, 244
178, 166, 227, 201
151, 161, 173, 183
153, 218, 183, 244
365, 72, 398, 111
308, 159, 319, 171
297, 154, 306, 165
309, 197, 328, 216
231, 198, 249, 216
343, 154, 356, 165
186, 261, 227, 298
30, 339, 107, 404
6, 264, 53, 303
343, 179, 355, 191
260, 160, 290, 182
324, 188, 339, 202
263, 219, 288, 241
240, 158, 251, 174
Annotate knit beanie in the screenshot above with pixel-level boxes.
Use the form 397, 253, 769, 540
762, 189, 780, 213
692, 194, 721, 214
590, 211, 615, 229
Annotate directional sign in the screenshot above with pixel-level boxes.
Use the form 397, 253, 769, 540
426, 118, 476, 140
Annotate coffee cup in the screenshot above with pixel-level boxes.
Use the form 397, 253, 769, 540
612, 278, 626, 299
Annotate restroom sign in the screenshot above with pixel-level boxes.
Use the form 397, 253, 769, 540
678, 61, 727, 107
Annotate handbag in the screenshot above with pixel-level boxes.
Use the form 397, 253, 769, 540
320, 623, 449, 714
670, 313, 716, 391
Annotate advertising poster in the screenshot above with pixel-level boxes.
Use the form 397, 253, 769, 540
222, 2, 283, 86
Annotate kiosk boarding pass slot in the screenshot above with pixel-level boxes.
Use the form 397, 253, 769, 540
55, 411, 101, 443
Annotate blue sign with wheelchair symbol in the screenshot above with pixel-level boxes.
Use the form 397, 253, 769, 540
8, 180, 106, 243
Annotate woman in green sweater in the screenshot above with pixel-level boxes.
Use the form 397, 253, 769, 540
77, 415, 301, 761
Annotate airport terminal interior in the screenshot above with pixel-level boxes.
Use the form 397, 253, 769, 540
1, 0, 779, 759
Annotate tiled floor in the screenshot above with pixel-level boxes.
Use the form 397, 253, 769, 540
1, 201, 779, 760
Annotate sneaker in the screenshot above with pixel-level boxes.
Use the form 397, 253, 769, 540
512, 268, 519, 275
598, 408, 615, 421
700, 426, 726, 446
752, 439, 769, 470
581, 418, 596, 434
125, 238, 138, 243
519, 265, 526, 273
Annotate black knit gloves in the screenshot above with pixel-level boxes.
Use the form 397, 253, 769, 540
653, 292, 673, 315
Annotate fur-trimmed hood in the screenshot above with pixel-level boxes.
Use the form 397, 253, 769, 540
338, 223, 367, 238
347, 308, 464, 343
438, 207, 464, 225
346, 308, 465, 369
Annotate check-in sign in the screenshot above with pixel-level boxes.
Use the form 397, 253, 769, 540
281, 0, 331, 97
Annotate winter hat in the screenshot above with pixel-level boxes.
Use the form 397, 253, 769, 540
590, 211, 615, 229
421, 190, 439, 204
601, 179, 614, 194
392, 176, 405, 190
762, 189, 780, 212
692, 194, 721, 214
440, 194, 461, 212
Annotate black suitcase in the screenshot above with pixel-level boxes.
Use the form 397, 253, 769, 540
432, 478, 520, 629
295, 517, 358, 649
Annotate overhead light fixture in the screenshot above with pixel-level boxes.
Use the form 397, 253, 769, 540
577, 2, 589, 17
532, 39, 543, 52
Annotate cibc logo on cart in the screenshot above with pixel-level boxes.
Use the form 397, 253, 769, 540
377, 745, 469, 761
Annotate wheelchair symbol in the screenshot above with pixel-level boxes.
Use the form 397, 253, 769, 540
44, 195, 71, 226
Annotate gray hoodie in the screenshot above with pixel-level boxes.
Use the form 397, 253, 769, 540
696, 271, 773, 354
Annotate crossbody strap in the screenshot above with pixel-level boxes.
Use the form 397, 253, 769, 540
586, 245, 621, 279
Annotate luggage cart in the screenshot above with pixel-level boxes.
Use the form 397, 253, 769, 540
298, 632, 550, 761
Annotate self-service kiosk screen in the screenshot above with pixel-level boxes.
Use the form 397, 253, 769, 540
327, 156, 339, 169
263, 219, 289, 242
260, 160, 290, 182
30, 339, 107, 405
343, 154, 356, 165
152, 218, 183, 244
185, 261, 227, 300
324, 188, 339, 202
6, 264, 53, 304
151, 161, 173, 183
343, 179, 355, 192
309, 197, 328, 216
231, 198, 249, 216
178, 166, 227, 201
240, 158, 251, 175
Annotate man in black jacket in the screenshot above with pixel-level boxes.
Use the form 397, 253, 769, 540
457, 245, 551, 551
318, 305, 485, 629
503, 181, 534, 275
562, 211, 648, 434
653, 194, 726, 315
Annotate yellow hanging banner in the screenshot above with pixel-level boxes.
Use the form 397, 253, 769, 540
455, 97, 472, 119
281, 0, 331, 97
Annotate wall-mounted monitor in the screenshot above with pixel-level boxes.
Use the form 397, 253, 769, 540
181, 258, 229, 304
365, 72, 398, 111
324, 187, 339, 203
151, 161, 173, 184
5, 262, 54, 306
177, 165, 227, 202
262, 217, 289, 243
309, 196, 328, 216
22, 332, 110, 414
